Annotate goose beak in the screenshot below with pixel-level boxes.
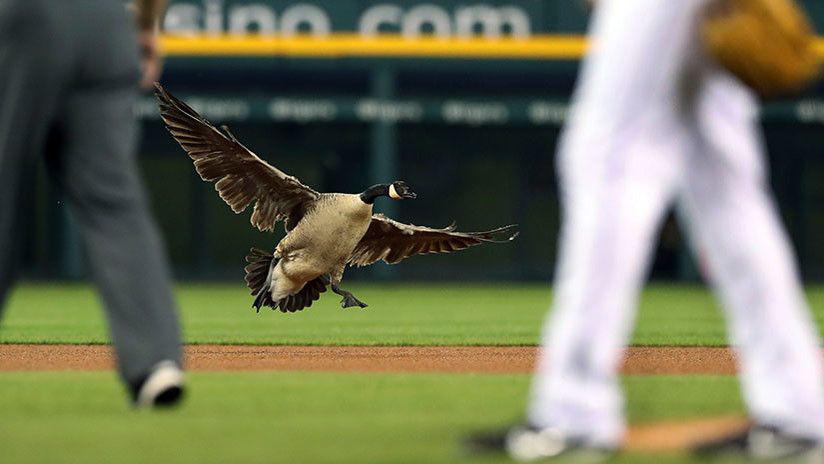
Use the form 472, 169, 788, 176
390, 182, 417, 200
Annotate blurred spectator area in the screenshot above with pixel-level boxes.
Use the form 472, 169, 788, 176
16, 0, 824, 281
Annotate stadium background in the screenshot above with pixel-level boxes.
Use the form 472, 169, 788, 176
16, 0, 824, 282
6, 3, 824, 463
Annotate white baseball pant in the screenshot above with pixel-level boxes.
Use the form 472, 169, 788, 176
528, 0, 824, 447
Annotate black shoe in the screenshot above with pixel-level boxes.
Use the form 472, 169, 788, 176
465, 423, 615, 462
693, 424, 823, 462
129, 360, 185, 408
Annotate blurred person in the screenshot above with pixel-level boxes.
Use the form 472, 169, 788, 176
0, 0, 184, 407
468, 0, 824, 461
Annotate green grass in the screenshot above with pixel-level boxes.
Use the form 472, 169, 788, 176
0, 371, 746, 464
0, 283, 784, 463
3, 283, 824, 346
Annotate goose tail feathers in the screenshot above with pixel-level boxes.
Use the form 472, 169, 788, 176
245, 248, 278, 313
244, 248, 328, 313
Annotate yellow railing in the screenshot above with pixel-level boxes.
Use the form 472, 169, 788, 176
160, 34, 824, 60
160, 34, 587, 59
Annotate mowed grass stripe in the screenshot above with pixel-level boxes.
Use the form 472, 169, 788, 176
0, 371, 745, 464
2, 283, 824, 346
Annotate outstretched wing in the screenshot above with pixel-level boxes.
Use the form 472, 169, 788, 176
154, 83, 320, 232
348, 214, 518, 266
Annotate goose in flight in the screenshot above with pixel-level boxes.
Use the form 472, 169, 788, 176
154, 83, 518, 313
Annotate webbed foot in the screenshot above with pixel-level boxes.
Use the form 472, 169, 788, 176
340, 294, 368, 309
331, 283, 368, 308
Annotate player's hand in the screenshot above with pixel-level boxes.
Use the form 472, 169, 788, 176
139, 30, 163, 91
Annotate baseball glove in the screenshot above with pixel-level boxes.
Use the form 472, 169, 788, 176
701, 0, 821, 98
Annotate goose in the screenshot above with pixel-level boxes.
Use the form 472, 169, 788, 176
154, 83, 518, 313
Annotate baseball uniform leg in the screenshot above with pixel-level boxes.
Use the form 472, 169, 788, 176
681, 71, 824, 440
527, 0, 708, 446
0, 1, 67, 312
50, 0, 183, 384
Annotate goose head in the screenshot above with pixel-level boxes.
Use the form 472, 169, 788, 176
388, 181, 417, 200
359, 181, 417, 204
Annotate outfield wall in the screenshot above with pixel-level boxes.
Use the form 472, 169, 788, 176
17, 0, 824, 281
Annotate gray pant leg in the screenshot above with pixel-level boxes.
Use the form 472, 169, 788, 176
59, 86, 183, 383
0, 2, 65, 310
0, 0, 182, 384
59, 1, 182, 383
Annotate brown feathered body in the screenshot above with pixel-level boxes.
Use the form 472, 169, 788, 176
270, 194, 373, 300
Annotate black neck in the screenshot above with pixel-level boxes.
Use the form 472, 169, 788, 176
359, 184, 390, 204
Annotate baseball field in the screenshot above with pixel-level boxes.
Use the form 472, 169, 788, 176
3, 283, 824, 463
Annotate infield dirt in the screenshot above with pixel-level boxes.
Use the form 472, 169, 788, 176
0, 344, 739, 374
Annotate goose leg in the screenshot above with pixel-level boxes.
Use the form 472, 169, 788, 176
330, 284, 368, 309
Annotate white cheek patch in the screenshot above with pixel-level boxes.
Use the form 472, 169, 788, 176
389, 184, 402, 199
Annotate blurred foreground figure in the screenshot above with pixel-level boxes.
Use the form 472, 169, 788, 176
470, 0, 824, 461
0, 0, 184, 407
